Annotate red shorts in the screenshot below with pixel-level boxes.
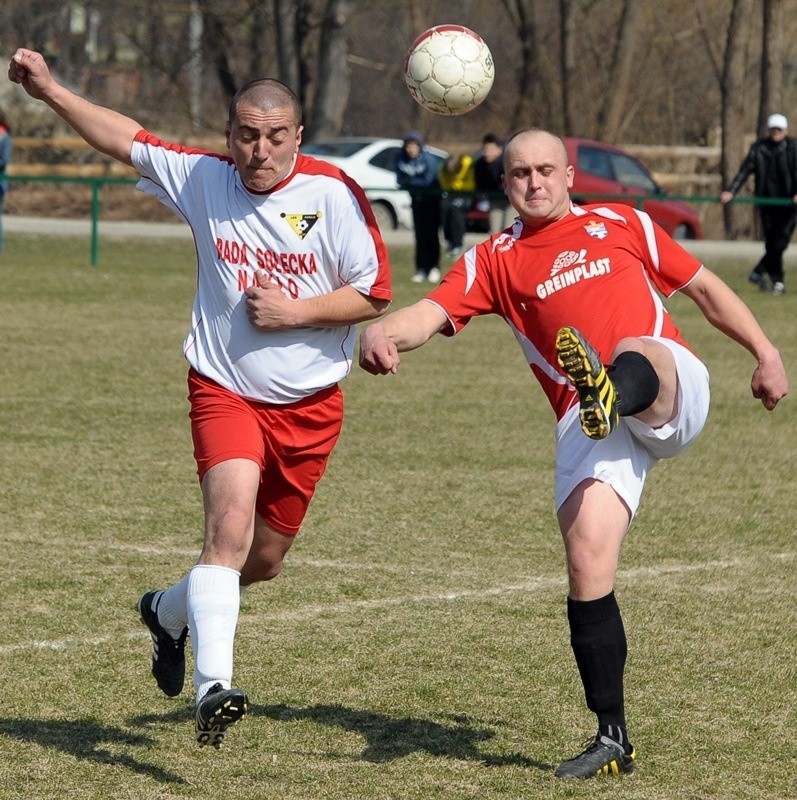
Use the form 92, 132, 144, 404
187, 369, 344, 535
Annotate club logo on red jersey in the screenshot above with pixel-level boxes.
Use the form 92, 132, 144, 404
584, 220, 608, 239
551, 249, 587, 274
281, 211, 322, 240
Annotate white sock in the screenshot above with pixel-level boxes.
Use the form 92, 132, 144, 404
156, 574, 190, 638
157, 574, 245, 637
187, 564, 241, 703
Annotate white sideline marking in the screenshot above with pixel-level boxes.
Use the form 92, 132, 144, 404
1, 553, 792, 655
98, 542, 450, 574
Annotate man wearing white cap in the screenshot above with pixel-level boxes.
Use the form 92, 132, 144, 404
720, 112, 797, 295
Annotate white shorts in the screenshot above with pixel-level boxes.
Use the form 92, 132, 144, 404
554, 338, 710, 517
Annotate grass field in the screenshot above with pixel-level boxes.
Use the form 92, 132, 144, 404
0, 233, 795, 800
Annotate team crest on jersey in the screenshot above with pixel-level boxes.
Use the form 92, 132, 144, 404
491, 232, 516, 253
281, 212, 322, 239
584, 220, 608, 239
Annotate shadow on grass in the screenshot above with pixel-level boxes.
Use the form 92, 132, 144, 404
0, 717, 186, 784
255, 703, 552, 770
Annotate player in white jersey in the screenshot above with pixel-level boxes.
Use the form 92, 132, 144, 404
360, 129, 788, 778
9, 49, 392, 748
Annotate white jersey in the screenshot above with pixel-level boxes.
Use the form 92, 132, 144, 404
131, 131, 392, 404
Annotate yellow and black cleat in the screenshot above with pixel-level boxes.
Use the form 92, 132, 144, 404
555, 734, 636, 779
556, 326, 619, 440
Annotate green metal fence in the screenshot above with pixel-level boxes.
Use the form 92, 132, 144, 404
5, 173, 792, 266
6, 174, 138, 265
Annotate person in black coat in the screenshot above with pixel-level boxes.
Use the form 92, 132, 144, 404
474, 133, 510, 232
721, 113, 797, 295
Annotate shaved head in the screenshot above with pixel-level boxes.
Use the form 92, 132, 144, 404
504, 128, 568, 170
228, 79, 302, 127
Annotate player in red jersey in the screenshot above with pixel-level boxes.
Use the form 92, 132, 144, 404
359, 128, 788, 779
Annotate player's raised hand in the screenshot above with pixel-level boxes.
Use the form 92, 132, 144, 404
359, 324, 400, 375
8, 49, 54, 100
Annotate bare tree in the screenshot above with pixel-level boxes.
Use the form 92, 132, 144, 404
595, 0, 643, 142
559, 0, 577, 135
3, 0, 797, 159
247, 1, 273, 82
304, 0, 355, 140
759, 0, 785, 132
201, 7, 237, 104
274, 0, 301, 90
693, 2, 724, 85
720, 0, 756, 238
501, 0, 557, 130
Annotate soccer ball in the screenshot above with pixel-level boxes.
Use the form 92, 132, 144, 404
403, 25, 494, 116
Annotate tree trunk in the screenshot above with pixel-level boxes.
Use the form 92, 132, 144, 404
596, 0, 642, 142
274, 0, 300, 92
305, 0, 355, 140
721, 0, 755, 239
502, 0, 555, 131
200, 6, 236, 103
559, 0, 577, 135
759, 0, 784, 133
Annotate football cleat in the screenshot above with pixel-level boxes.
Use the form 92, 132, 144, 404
554, 733, 636, 779
556, 326, 618, 440
137, 590, 188, 697
195, 683, 249, 748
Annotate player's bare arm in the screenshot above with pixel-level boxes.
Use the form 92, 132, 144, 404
680, 267, 789, 409
359, 300, 448, 375
245, 276, 388, 331
8, 48, 141, 166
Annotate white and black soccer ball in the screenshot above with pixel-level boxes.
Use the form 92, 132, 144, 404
403, 25, 494, 116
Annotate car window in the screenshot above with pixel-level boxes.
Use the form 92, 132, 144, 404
302, 141, 368, 157
609, 153, 657, 192
370, 146, 401, 170
577, 146, 614, 180
369, 147, 447, 172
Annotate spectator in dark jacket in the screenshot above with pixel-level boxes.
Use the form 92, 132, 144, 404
395, 131, 441, 283
474, 132, 510, 232
721, 113, 797, 295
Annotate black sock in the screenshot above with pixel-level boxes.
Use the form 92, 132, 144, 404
567, 592, 631, 751
599, 722, 631, 751
609, 351, 659, 416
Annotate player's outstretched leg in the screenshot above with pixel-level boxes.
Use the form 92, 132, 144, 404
138, 590, 189, 697
556, 326, 618, 440
554, 732, 636, 779
195, 683, 249, 748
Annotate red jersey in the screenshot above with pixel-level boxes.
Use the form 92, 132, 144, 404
426, 203, 704, 421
